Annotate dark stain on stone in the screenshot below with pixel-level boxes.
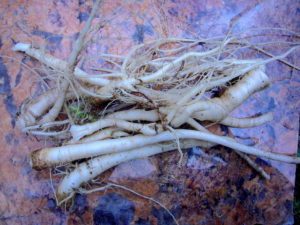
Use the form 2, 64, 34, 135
5, 133, 18, 145
5, 133, 14, 145
24, 188, 40, 199
159, 183, 171, 193
0, 57, 18, 127
31, 29, 61, 43
70, 193, 88, 215
152, 207, 177, 225
265, 124, 276, 140
31, 29, 63, 50
46, 196, 65, 218
267, 97, 276, 111
14, 63, 23, 87
135, 218, 151, 225
93, 193, 135, 225
173, 184, 184, 194
0, 37, 2, 49
132, 24, 154, 44
187, 146, 202, 158
78, 12, 89, 23
225, 196, 236, 206
168, 8, 178, 17
188, 11, 206, 29
248, 193, 258, 206
238, 188, 250, 202
47, 198, 57, 211
170, 205, 182, 219
14, 72, 22, 87
20, 165, 31, 176
61, 0, 68, 6
73, 32, 80, 41
5, 94, 18, 127
235, 177, 245, 189
48, 10, 63, 27
257, 190, 265, 200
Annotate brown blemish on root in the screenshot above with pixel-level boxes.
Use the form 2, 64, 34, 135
30, 149, 50, 170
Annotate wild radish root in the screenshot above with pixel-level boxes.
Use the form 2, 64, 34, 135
13, 0, 300, 206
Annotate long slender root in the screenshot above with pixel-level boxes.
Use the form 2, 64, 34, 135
220, 112, 273, 128
235, 151, 270, 180
30, 129, 300, 170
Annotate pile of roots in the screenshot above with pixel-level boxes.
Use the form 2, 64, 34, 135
13, 0, 300, 205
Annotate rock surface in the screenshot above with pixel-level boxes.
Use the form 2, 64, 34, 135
0, 0, 299, 224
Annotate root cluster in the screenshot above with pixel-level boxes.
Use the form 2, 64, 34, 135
13, 1, 300, 205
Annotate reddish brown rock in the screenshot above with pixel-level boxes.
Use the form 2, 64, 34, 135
0, 0, 298, 224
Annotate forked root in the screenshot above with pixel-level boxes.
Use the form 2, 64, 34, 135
171, 67, 270, 127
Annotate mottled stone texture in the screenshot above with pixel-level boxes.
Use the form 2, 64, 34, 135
0, 0, 299, 224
